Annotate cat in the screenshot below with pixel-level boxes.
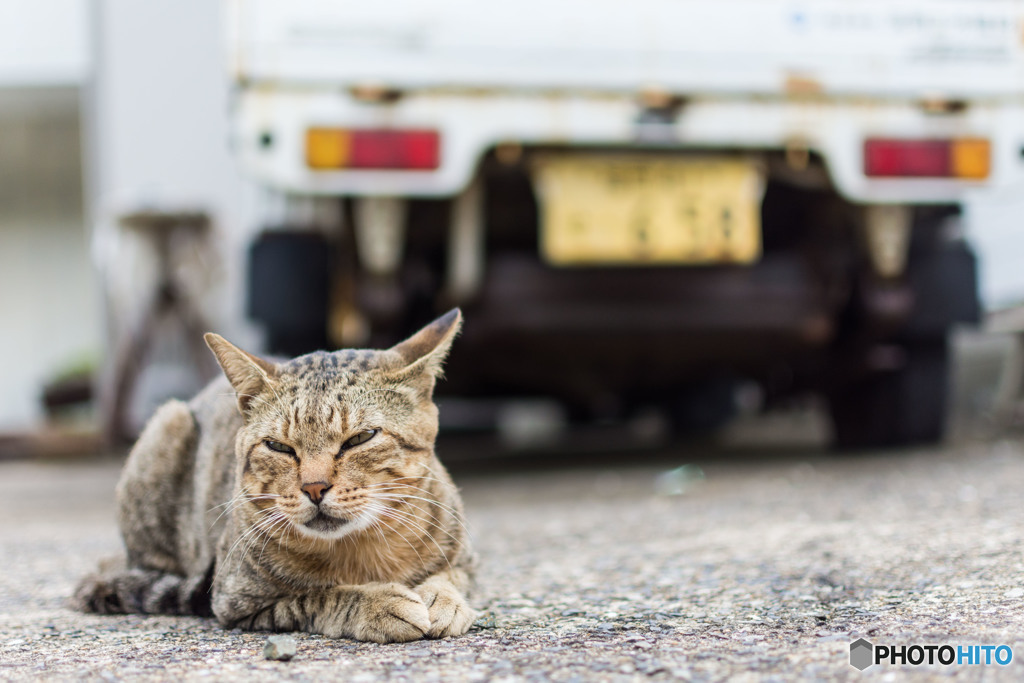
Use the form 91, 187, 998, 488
73, 309, 476, 643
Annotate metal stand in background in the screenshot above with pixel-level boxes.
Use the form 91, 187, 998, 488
100, 211, 218, 445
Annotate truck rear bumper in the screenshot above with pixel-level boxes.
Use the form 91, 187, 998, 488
233, 88, 1023, 204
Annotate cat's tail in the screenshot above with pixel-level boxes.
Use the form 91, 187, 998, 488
70, 557, 213, 617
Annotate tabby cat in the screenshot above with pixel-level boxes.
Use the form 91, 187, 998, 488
73, 309, 475, 643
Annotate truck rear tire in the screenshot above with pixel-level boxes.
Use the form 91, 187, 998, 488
828, 338, 949, 450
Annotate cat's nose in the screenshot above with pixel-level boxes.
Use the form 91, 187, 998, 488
301, 481, 331, 504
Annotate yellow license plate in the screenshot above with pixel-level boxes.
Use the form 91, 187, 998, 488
532, 155, 765, 266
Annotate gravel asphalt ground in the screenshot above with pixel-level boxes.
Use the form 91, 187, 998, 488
3, 433, 1024, 681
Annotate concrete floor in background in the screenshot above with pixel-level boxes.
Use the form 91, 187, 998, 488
3, 328, 1024, 681
4, 435, 1024, 681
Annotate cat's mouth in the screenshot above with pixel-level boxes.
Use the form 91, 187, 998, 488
304, 510, 348, 533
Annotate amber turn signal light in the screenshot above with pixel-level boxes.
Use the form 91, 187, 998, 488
306, 128, 440, 171
864, 138, 990, 179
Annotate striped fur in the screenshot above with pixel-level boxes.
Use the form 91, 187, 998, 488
73, 310, 475, 642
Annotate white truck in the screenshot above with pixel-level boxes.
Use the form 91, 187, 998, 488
225, 0, 1024, 448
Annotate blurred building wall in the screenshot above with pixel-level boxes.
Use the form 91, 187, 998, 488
90, 0, 256, 344
0, 0, 93, 429
0, 0, 89, 86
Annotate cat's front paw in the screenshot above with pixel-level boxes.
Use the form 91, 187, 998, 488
350, 583, 430, 643
415, 579, 476, 638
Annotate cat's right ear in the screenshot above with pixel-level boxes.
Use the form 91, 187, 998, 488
389, 308, 463, 379
204, 333, 280, 414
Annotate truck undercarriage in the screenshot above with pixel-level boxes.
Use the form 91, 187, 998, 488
247, 151, 980, 449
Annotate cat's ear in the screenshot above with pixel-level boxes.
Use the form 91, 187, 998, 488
389, 308, 463, 379
204, 333, 280, 414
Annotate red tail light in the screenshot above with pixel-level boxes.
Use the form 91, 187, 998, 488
350, 130, 439, 170
864, 138, 990, 179
306, 128, 440, 170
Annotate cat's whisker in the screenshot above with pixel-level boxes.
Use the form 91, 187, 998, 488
228, 516, 274, 558
413, 465, 459, 487
419, 468, 466, 498
369, 497, 464, 549
210, 496, 258, 528
368, 502, 453, 570
367, 514, 413, 566
385, 493, 468, 536
209, 484, 267, 509
217, 527, 264, 584
363, 509, 394, 555
238, 519, 268, 556
365, 503, 431, 569
368, 490, 466, 524
365, 482, 459, 505
363, 478, 455, 498
356, 520, 385, 575
364, 478, 460, 504
209, 491, 281, 528
242, 513, 287, 566
253, 507, 282, 521
276, 515, 295, 553
368, 505, 428, 548
257, 514, 290, 564
209, 507, 280, 590
415, 475, 465, 502
367, 510, 412, 578
364, 488, 462, 519
207, 493, 262, 509
366, 488, 472, 540
364, 479, 450, 492
221, 508, 287, 574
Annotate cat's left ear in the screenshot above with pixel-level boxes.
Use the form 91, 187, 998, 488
389, 308, 463, 379
204, 333, 280, 414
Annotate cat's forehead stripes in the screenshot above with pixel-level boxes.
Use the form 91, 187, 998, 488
274, 350, 382, 396
282, 349, 378, 378
249, 349, 399, 452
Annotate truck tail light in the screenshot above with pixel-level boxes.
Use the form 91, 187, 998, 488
306, 128, 440, 170
863, 138, 990, 179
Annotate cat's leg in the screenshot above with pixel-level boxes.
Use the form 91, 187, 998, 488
414, 565, 477, 638
214, 582, 432, 643
73, 399, 202, 615
71, 560, 212, 616
116, 399, 197, 574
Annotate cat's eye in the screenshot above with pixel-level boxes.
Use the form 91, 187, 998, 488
264, 440, 296, 455
341, 429, 378, 450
